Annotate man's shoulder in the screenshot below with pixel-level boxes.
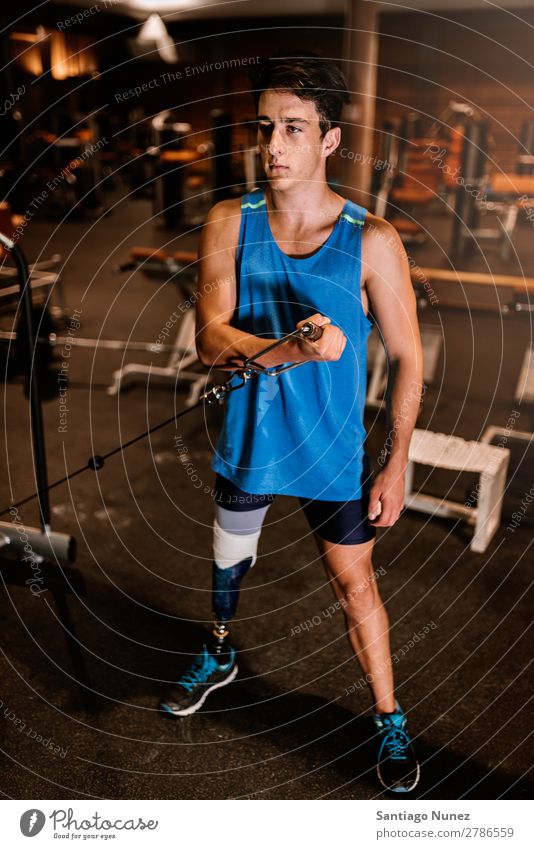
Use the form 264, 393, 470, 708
360, 213, 409, 288
361, 212, 404, 259
362, 211, 400, 242
202, 197, 243, 250
205, 197, 243, 226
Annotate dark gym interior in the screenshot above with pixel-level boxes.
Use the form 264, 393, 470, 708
0, 0, 533, 801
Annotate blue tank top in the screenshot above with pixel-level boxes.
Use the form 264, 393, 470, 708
211, 187, 374, 500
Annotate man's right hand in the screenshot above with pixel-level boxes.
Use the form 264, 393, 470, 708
295, 313, 347, 362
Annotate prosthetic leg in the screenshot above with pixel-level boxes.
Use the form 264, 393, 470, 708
159, 502, 271, 716
209, 516, 264, 663
211, 557, 253, 660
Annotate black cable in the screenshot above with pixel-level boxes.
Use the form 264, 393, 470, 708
0, 397, 203, 518
0, 322, 321, 518
0, 367, 254, 518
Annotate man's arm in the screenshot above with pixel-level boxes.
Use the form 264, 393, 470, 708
195, 200, 346, 370
362, 215, 424, 527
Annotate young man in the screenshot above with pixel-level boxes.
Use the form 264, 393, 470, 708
160, 55, 424, 794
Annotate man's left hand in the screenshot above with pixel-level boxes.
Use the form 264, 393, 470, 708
368, 464, 406, 527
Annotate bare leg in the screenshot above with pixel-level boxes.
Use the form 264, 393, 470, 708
314, 534, 396, 713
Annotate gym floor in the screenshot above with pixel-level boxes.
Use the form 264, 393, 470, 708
0, 187, 532, 799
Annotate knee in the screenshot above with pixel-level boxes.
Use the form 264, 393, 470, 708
339, 579, 382, 620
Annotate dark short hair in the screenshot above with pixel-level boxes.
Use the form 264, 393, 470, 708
249, 52, 350, 136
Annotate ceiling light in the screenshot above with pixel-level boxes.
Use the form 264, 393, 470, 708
126, 0, 204, 13
137, 13, 178, 63
137, 13, 168, 42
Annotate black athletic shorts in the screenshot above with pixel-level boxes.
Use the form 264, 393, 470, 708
213, 473, 376, 546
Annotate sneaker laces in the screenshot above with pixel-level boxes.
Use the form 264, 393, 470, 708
177, 647, 218, 693
380, 720, 410, 761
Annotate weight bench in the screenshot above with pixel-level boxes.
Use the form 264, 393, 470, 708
404, 428, 510, 553
411, 266, 534, 314
108, 247, 209, 405
0, 254, 67, 321
482, 345, 534, 448
473, 172, 534, 261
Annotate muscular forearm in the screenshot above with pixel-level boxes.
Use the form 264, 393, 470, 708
197, 323, 305, 371
382, 358, 423, 470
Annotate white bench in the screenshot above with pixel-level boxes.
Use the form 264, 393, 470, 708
482, 346, 534, 448
404, 428, 510, 553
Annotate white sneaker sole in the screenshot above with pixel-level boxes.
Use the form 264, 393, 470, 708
160, 663, 239, 717
377, 758, 420, 793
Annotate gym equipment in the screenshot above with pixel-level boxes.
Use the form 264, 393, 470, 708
0, 231, 76, 565
243, 145, 260, 192
107, 301, 206, 403
120, 110, 154, 198
1, 311, 196, 359
425, 102, 479, 206
0, 251, 67, 319
471, 172, 534, 262
113, 246, 197, 276
2, 247, 205, 400
479, 356, 533, 534
0, 522, 76, 563
0, 231, 323, 527
1, 248, 68, 398
374, 110, 450, 244
396, 112, 424, 178
374, 121, 399, 219
404, 428, 510, 553
517, 118, 534, 175
24, 117, 108, 219
439, 112, 534, 261
410, 266, 534, 314
148, 108, 252, 228
514, 346, 534, 404
450, 119, 491, 259
150, 111, 206, 228
482, 346, 534, 449
109, 247, 207, 403
210, 109, 234, 203
427, 100, 477, 142
366, 323, 442, 410
9, 305, 58, 391
0, 321, 323, 522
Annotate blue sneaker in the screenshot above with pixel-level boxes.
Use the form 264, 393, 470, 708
373, 701, 420, 793
159, 644, 238, 717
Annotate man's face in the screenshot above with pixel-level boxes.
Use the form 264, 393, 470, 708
256, 89, 339, 190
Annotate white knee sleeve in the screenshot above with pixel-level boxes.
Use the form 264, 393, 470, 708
213, 518, 262, 570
